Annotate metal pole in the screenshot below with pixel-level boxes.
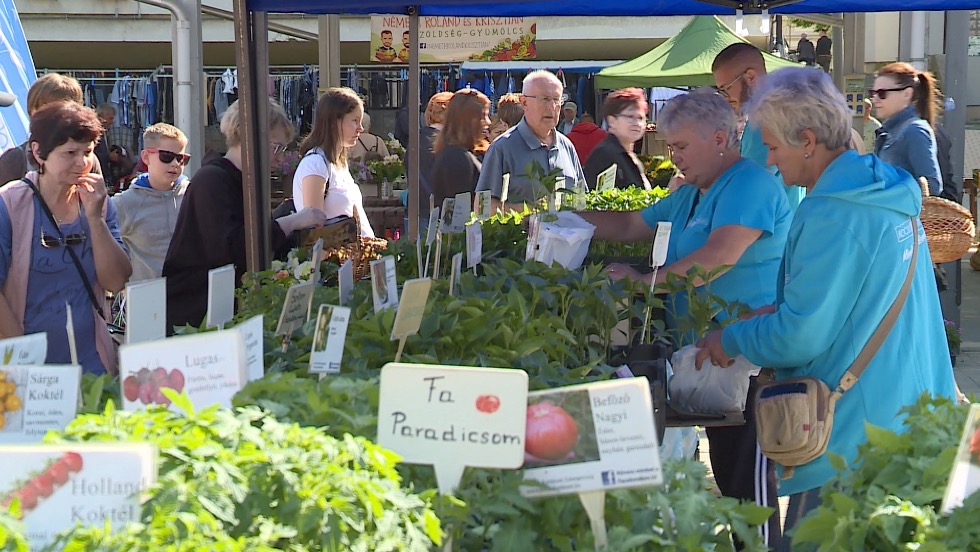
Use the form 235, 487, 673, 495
318, 15, 342, 90
408, 7, 420, 243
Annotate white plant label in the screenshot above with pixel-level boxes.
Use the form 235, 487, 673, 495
651, 222, 672, 268
597, 164, 617, 192
370, 256, 399, 313
274, 281, 316, 337
206, 264, 236, 329
338, 260, 354, 306
0, 365, 81, 443
309, 305, 351, 375
125, 277, 166, 345
466, 223, 482, 270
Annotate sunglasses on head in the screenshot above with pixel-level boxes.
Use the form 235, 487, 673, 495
867, 86, 911, 100
146, 148, 191, 165
40, 227, 86, 249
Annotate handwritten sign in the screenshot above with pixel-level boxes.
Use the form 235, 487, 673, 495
466, 223, 483, 270
378, 363, 528, 494
391, 279, 432, 341
338, 260, 354, 306
310, 305, 351, 375
449, 253, 463, 296
125, 277, 167, 344
942, 404, 980, 513
236, 315, 265, 382
597, 164, 617, 192
0, 443, 156, 549
274, 281, 316, 336
475, 190, 493, 221
651, 222, 671, 268
206, 264, 236, 329
370, 256, 399, 313
0, 365, 81, 443
119, 329, 247, 410
521, 377, 662, 498
0, 333, 47, 365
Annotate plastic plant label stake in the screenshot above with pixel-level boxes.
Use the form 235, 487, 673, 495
433, 229, 444, 279
440, 197, 456, 233
0, 333, 47, 365
370, 256, 399, 313
309, 305, 351, 375
579, 490, 608, 551
525, 214, 541, 262
451, 191, 471, 232
338, 260, 354, 306
65, 303, 77, 366
125, 277, 166, 345
597, 163, 617, 192
416, 238, 423, 279
236, 315, 265, 382
274, 281, 317, 337
500, 173, 510, 206
0, 364, 81, 443
424, 207, 440, 278
449, 253, 463, 297
206, 264, 235, 329
643, 222, 672, 343
309, 237, 324, 284
941, 403, 980, 513
466, 223, 482, 271
377, 363, 529, 496
391, 278, 432, 361
475, 190, 493, 221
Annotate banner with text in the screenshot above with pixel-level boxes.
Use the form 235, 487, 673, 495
370, 16, 536, 63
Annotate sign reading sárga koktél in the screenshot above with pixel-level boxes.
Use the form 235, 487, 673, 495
370, 16, 536, 63
0, 443, 156, 549
378, 363, 528, 494
0, 365, 81, 444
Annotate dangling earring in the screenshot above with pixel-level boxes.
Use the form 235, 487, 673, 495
37, 163, 45, 175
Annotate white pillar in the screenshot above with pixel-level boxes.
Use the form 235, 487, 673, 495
910, 11, 927, 71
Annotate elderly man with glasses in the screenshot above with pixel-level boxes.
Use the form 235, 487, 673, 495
475, 70, 585, 213
712, 43, 807, 212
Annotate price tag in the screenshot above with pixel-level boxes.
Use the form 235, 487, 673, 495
0, 365, 81, 443
449, 253, 463, 296
466, 223, 482, 270
206, 264, 236, 329
236, 315, 265, 382
651, 222, 672, 268
274, 281, 316, 336
309, 305, 351, 375
500, 173, 510, 205
942, 403, 980, 513
0, 333, 47, 365
125, 277, 166, 344
475, 190, 493, 221
390, 278, 432, 341
378, 363, 528, 495
309, 237, 324, 284
338, 260, 354, 306
451, 191, 471, 232
370, 255, 399, 313
597, 164, 617, 192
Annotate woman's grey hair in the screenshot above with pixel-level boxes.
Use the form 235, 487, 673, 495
657, 89, 739, 149
745, 67, 851, 150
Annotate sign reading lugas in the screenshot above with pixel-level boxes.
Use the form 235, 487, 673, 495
370, 16, 536, 63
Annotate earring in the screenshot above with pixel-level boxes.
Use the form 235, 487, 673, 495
37, 163, 45, 175
804, 152, 811, 160
719, 151, 724, 157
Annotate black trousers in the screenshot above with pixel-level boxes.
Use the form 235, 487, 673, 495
705, 375, 782, 549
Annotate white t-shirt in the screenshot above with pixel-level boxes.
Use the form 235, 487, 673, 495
292, 148, 376, 237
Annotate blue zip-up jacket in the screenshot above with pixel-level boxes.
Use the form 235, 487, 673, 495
720, 150, 957, 495
741, 122, 807, 212
874, 105, 942, 196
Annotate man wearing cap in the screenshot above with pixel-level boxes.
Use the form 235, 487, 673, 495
557, 101, 578, 135
475, 70, 585, 212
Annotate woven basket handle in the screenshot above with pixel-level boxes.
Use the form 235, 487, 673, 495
919, 177, 930, 198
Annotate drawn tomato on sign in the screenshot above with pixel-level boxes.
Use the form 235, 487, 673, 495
475, 394, 501, 414
525, 402, 579, 460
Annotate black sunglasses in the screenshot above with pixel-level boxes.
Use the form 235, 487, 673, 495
146, 148, 191, 166
867, 86, 911, 100
40, 227, 86, 249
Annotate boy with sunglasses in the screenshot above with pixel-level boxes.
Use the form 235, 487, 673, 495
111, 123, 190, 282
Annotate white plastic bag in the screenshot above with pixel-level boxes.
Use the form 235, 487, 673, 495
667, 344, 760, 412
533, 211, 596, 270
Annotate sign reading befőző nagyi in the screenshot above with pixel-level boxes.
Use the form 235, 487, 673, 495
370, 16, 536, 63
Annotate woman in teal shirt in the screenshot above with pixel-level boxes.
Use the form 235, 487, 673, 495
581, 89, 792, 548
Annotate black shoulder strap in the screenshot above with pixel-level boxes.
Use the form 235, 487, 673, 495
22, 178, 106, 321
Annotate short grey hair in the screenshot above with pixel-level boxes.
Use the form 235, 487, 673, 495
745, 67, 851, 150
522, 70, 562, 94
657, 89, 739, 149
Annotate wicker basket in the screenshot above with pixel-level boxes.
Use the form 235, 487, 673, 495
320, 206, 389, 280
919, 178, 976, 263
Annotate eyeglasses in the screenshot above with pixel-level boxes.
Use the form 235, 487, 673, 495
40, 227, 86, 249
615, 114, 647, 124
867, 86, 911, 100
272, 143, 289, 155
716, 71, 747, 99
523, 95, 563, 106
146, 148, 191, 166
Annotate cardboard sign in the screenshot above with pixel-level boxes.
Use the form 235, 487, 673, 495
338, 260, 354, 306
125, 278, 167, 344
0, 333, 47, 365
0, 365, 81, 443
521, 377, 663, 498
0, 443, 156, 549
236, 315, 265, 382
597, 164, 617, 192
309, 305, 350, 375
466, 223, 483, 270
449, 253, 463, 296
119, 328, 247, 410
651, 222, 672, 268
309, 237, 324, 284
371, 256, 399, 313
942, 404, 980, 513
378, 363, 529, 494
475, 190, 493, 221
390, 279, 432, 341
274, 281, 316, 336
206, 264, 236, 329
452, 192, 472, 230
501, 173, 510, 205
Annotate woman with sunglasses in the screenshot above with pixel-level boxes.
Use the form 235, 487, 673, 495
163, 99, 328, 332
583, 88, 651, 190
0, 101, 131, 375
430, 89, 491, 207
870, 62, 943, 196
293, 87, 375, 237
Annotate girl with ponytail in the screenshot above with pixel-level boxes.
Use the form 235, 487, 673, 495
869, 61, 943, 195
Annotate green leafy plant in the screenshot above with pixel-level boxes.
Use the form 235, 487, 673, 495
0, 502, 27, 552
658, 264, 750, 346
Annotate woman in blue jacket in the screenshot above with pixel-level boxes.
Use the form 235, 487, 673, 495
696, 68, 957, 550
870, 61, 943, 197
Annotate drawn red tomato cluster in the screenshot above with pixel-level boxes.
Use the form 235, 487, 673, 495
1, 452, 83, 516
124, 367, 185, 406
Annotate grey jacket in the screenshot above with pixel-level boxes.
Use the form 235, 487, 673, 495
111, 173, 188, 282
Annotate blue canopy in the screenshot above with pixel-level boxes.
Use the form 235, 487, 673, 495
0, 0, 36, 148
249, 0, 975, 15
